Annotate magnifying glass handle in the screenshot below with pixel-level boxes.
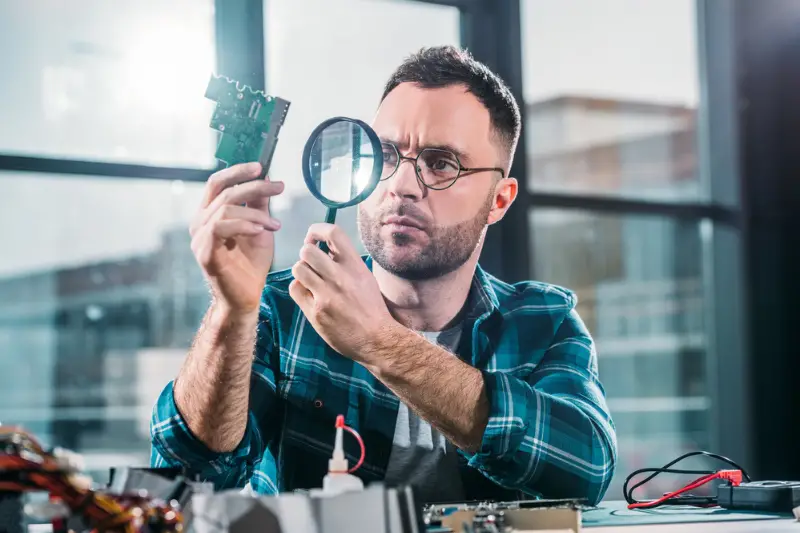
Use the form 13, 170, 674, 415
319, 207, 338, 254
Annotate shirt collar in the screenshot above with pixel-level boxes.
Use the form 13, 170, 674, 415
362, 255, 500, 321
467, 263, 500, 320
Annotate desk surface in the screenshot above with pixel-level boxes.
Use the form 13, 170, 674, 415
590, 520, 799, 532
26, 501, 800, 532
585, 500, 798, 532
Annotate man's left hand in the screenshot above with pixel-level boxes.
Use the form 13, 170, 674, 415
289, 223, 395, 363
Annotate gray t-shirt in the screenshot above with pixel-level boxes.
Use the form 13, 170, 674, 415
382, 326, 466, 503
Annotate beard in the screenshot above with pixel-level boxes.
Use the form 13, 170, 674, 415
357, 192, 494, 281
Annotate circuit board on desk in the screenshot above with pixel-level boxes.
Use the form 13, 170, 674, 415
205, 73, 290, 169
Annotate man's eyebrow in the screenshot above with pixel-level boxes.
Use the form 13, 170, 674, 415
379, 137, 470, 162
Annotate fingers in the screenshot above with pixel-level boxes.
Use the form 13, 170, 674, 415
210, 219, 265, 240
191, 220, 264, 268
298, 243, 336, 280
192, 202, 282, 237
291, 260, 324, 294
208, 179, 285, 213
192, 180, 284, 234
215, 205, 281, 230
303, 223, 358, 262
202, 162, 263, 207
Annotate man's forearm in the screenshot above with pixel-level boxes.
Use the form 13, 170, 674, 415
174, 302, 259, 453
365, 324, 489, 452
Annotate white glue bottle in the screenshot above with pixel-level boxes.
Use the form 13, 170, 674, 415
320, 415, 364, 496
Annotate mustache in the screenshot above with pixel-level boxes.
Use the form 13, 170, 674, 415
376, 203, 429, 226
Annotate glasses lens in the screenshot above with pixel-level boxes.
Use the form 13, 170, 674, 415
417, 149, 459, 189
380, 143, 399, 181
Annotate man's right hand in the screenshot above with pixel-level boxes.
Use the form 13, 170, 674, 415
190, 162, 284, 316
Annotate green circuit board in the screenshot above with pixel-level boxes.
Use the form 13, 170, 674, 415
205, 74, 291, 169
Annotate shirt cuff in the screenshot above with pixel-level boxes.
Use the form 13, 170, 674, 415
462, 370, 540, 474
150, 381, 254, 473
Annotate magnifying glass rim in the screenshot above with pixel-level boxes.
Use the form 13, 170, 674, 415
301, 116, 384, 209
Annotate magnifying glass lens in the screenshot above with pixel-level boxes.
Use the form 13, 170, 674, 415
308, 121, 377, 205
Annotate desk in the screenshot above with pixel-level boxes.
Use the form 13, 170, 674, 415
25, 502, 800, 532
590, 520, 799, 532
585, 500, 798, 532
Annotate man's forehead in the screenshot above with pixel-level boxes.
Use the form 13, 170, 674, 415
372, 83, 492, 154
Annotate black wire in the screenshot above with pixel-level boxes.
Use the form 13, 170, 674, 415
670, 494, 717, 506
632, 451, 751, 497
625, 450, 751, 501
625, 468, 714, 502
623, 451, 751, 507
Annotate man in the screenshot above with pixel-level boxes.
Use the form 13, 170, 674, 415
150, 46, 617, 505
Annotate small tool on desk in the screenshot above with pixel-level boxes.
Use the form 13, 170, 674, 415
717, 480, 800, 513
625, 449, 800, 514
624, 450, 750, 510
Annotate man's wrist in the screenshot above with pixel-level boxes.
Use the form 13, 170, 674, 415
206, 300, 260, 340
212, 297, 259, 321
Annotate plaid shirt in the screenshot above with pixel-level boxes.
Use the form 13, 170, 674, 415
150, 257, 617, 504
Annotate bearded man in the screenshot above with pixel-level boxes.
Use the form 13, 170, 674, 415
150, 46, 617, 505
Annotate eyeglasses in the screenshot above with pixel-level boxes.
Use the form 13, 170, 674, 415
380, 142, 505, 190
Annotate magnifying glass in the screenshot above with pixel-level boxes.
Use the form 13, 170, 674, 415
302, 117, 383, 254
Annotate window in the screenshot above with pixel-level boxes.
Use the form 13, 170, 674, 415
0, 173, 206, 478
521, 0, 702, 201
0, 171, 373, 478
264, 0, 461, 268
0, 0, 217, 168
530, 209, 711, 498
0, 0, 461, 478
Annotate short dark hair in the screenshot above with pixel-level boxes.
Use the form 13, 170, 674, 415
381, 45, 521, 162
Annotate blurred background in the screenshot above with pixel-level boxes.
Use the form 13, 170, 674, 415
1, 0, 798, 501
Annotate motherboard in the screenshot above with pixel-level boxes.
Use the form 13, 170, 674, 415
204, 74, 290, 171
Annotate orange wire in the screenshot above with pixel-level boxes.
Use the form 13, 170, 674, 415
2, 427, 182, 532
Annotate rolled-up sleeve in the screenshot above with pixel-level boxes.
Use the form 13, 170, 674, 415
463, 306, 617, 505
149, 300, 280, 491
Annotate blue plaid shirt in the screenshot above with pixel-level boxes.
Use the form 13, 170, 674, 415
150, 257, 617, 504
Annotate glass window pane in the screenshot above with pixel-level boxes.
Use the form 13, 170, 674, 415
264, 0, 461, 269
0, 0, 460, 478
0, 172, 208, 478
0, 171, 353, 478
521, 0, 703, 201
530, 209, 712, 499
0, 1, 217, 168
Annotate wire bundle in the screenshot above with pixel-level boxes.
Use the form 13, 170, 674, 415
0, 426, 182, 533
624, 451, 750, 510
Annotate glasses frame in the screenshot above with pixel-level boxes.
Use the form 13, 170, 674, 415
380, 142, 505, 191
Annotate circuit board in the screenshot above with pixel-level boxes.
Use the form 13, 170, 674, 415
205, 74, 291, 171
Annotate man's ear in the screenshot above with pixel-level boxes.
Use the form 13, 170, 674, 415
487, 176, 518, 225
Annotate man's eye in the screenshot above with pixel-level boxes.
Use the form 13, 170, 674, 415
423, 153, 457, 172
382, 150, 397, 164
431, 158, 453, 170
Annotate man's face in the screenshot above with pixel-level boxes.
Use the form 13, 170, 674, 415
358, 83, 513, 281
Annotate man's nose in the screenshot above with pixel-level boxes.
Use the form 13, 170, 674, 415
386, 158, 425, 201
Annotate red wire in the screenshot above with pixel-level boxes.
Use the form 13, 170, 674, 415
342, 425, 365, 474
628, 472, 721, 509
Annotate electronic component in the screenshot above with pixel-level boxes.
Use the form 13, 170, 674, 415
717, 480, 800, 513
2, 425, 587, 533
0, 427, 184, 533
423, 499, 585, 533
191, 483, 425, 533
106, 467, 214, 529
624, 450, 750, 509
205, 74, 291, 172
